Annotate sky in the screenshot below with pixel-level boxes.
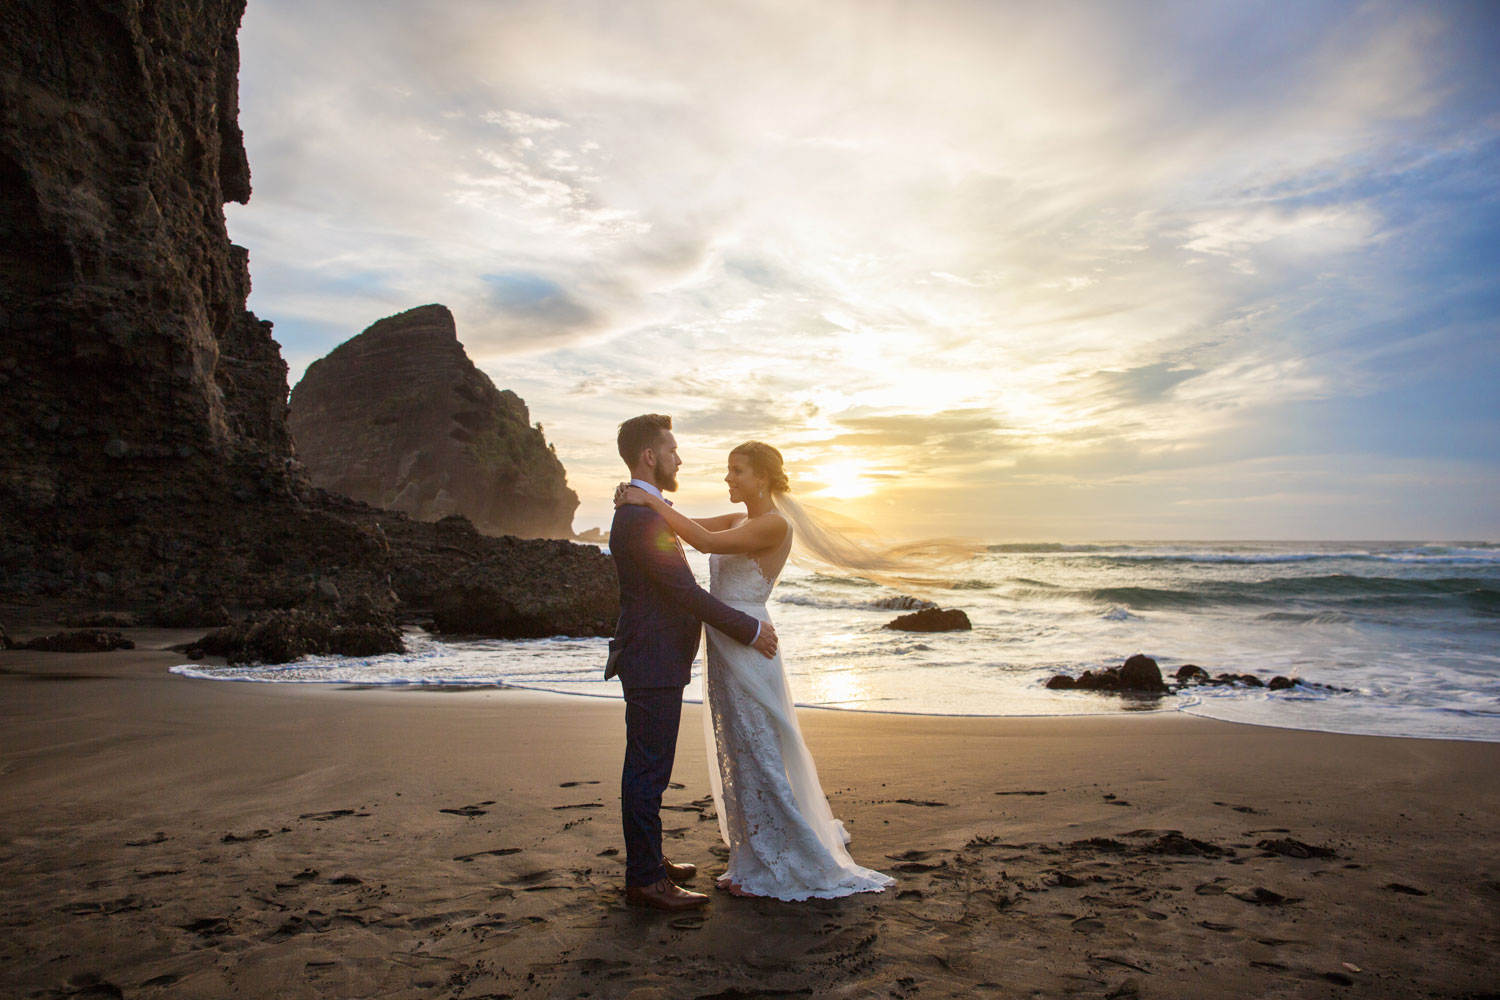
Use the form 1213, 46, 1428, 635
227, 0, 1500, 540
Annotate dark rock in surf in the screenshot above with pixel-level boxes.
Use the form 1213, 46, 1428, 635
883, 607, 971, 632
1268, 675, 1295, 691
1048, 654, 1165, 694
1176, 664, 1210, 683
195, 606, 403, 665
1120, 653, 1167, 692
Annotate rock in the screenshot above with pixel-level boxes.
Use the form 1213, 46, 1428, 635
1176, 664, 1210, 683
1268, 675, 1295, 691
92, 572, 113, 590
288, 304, 579, 539
883, 608, 972, 632
315, 579, 341, 603
0, 4, 628, 626
1119, 653, 1167, 692
196, 606, 404, 666
19, 630, 135, 652
60, 611, 140, 628
1045, 655, 1166, 694
431, 537, 618, 638
150, 598, 233, 628
0, 622, 9, 649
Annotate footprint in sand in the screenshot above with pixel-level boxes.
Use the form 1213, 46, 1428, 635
177, 916, 232, 937
221, 829, 274, 843
1384, 882, 1429, 896
559, 780, 600, 787
299, 809, 369, 821
1214, 801, 1264, 815
454, 848, 523, 863
125, 832, 168, 846
59, 896, 145, 915
440, 803, 492, 817
995, 790, 1048, 796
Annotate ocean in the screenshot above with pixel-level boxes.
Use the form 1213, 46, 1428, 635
172, 541, 1500, 742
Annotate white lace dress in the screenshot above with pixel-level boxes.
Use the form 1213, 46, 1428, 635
702, 541, 895, 901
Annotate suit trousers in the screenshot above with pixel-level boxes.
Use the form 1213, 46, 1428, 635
620, 684, 684, 887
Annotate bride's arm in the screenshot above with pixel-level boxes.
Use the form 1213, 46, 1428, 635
620, 489, 786, 554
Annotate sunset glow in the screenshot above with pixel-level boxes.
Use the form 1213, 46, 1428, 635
228, 0, 1500, 539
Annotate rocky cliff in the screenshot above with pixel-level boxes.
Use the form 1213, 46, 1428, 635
0, 0, 615, 634
0, 0, 298, 595
289, 305, 578, 539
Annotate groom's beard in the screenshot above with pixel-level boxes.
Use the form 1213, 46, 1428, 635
653, 468, 678, 492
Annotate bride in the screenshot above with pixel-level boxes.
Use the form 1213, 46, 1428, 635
616, 441, 895, 901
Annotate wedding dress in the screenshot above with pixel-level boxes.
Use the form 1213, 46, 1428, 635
701, 524, 895, 901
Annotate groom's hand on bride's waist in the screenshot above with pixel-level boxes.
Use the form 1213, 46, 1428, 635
752, 621, 778, 658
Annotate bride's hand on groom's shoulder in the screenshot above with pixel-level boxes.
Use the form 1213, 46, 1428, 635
614, 484, 651, 508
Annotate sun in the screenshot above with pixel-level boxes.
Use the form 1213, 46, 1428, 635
810, 459, 875, 500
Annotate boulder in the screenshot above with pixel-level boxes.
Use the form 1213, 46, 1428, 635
195, 606, 403, 666
883, 608, 972, 632
1268, 675, 1295, 691
288, 305, 579, 539
1119, 653, 1167, 692
1044, 655, 1166, 694
150, 598, 233, 628
431, 537, 618, 638
1175, 664, 1210, 683
19, 630, 134, 652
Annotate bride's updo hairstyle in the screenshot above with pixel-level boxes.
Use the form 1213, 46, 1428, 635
731, 441, 791, 495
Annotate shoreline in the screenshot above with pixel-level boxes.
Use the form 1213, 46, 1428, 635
3, 638, 1499, 997
174, 666, 1500, 745
12, 620, 1497, 742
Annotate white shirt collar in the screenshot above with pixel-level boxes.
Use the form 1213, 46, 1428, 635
630, 478, 666, 501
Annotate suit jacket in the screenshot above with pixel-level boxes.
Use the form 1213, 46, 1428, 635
607, 503, 760, 689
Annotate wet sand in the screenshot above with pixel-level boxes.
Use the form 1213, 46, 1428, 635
1, 630, 1497, 999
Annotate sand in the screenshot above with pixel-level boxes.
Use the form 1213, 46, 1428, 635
1, 629, 1497, 999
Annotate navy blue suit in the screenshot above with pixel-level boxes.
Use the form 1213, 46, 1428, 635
609, 502, 759, 887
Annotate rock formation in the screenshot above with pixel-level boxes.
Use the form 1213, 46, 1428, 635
0, 0, 616, 639
0, 0, 297, 599
288, 305, 578, 539
884, 607, 972, 632
1046, 656, 1346, 695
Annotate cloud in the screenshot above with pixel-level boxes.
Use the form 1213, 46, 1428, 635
230, 0, 1500, 537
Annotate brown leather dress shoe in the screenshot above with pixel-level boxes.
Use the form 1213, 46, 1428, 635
625, 877, 710, 911
662, 856, 698, 883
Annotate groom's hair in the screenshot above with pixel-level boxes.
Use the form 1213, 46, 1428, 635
618, 413, 672, 467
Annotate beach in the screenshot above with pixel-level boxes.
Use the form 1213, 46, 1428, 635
2, 631, 1498, 999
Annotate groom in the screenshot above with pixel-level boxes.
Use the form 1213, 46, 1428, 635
607, 413, 777, 911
